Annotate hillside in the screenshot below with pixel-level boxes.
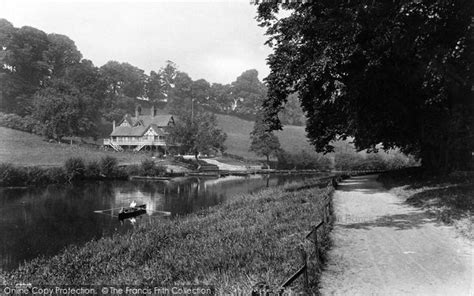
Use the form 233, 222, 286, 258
216, 114, 313, 159
0, 114, 313, 166
0, 127, 147, 167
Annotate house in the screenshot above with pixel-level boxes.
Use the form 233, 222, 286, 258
103, 105, 176, 153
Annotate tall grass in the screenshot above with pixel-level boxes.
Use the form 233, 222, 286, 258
4, 179, 334, 294
64, 157, 86, 181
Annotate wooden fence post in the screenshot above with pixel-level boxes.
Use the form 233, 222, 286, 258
299, 246, 309, 291
326, 204, 330, 223
313, 226, 319, 262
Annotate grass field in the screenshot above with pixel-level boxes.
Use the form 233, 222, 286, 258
0, 114, 313, 166
216, 114, 313, 159
0, 127, 148, 167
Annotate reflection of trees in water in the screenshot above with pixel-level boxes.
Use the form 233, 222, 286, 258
0, 174, 320, 271
0, 182, 119, 272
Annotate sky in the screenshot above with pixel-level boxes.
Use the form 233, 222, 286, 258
0, 0, 274, 84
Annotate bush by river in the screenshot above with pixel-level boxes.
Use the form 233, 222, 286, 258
0, 157, 169, 187
2, 178, 334, 294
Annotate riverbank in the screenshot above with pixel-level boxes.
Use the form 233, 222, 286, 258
378, 168, 474, 240
2, 177, 335, 294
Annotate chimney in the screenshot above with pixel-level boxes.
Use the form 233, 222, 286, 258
151, 105, 155, 117
112, 120, 116, 131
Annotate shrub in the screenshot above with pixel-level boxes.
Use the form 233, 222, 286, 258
335, 151, 418, 171
45, 167, 67, 184
99, 156, 119, 178
26, 166, 50, 185
126, 164, 143, 176
0, 163, 27, 187
173, 156, 199, 170
141, 159, 156, 176
334, 152, 365, 171
140, 159, 167, 176
0, 112, 42, 135
154, 164, 167, 176
64, 157, 86, 181
85, 161, 102, 179
276, 150, 332, 170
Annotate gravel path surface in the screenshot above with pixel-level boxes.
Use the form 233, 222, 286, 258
320, 175, 473, 296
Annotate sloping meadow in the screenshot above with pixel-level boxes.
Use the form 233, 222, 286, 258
4, 179, 334, 293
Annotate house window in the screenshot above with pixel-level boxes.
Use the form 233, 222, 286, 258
159, 136, 165, 140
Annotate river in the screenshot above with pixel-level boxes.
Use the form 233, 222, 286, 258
0, 173, 323, 272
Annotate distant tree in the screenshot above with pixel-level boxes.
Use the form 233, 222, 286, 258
208, 83, 232, 112
120, 62, 146, 98
45, 33, 82, 77
250, 114, 281, 167
64, 59, 107, 105
100, 61, 146, 98
32, 80, 97, 140
100, 61, 147, 122
160, 60, 177, 91
146, 70, 166, 103
191, 79, 211, 105
100, 61, 123, 97
167, 111, 227, 160
278, 93, 305, 126
0, 23, 50, 113
230, 69, 266, 117
168, 71, 194, 114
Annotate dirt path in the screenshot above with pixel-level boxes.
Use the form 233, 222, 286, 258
201, 158, 260, 171
320, 175, 473, 296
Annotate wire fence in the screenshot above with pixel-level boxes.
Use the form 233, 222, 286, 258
251, 170, 381, 295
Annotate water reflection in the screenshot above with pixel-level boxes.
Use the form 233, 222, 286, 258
0, 173, 321, 271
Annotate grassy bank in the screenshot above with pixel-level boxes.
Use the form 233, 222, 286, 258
0, 127, 151, 167
3, 178, 334, 294
0, 157, 173, 187
378, 168, 474, 240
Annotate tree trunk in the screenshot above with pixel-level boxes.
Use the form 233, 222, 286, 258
266, 155, 270, 169
421, 142, 472, 173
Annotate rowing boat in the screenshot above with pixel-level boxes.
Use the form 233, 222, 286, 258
118, 204, 146, 220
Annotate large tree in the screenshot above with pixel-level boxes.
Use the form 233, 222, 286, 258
45, 33, 82, 78
230, 69, 267, 117
257, 1, 473, 172
0, 22, 50, 113
168, 71, 194, 114
146, 70, 166, 103
32, 80, 98, 140
167, 111, 227, 160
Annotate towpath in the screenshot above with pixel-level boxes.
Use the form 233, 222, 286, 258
319, 175, 473, 296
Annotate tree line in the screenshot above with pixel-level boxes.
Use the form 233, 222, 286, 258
0, 18, 305, 141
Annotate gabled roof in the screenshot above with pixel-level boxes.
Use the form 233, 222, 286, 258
117, 114, 134, 126
132, 115, 174, 127
111, 125, 147, 137
149, 124, 167, 136
111, 115, 173, 137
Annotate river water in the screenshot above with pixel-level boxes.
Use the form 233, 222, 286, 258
0, 174, 323, 272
